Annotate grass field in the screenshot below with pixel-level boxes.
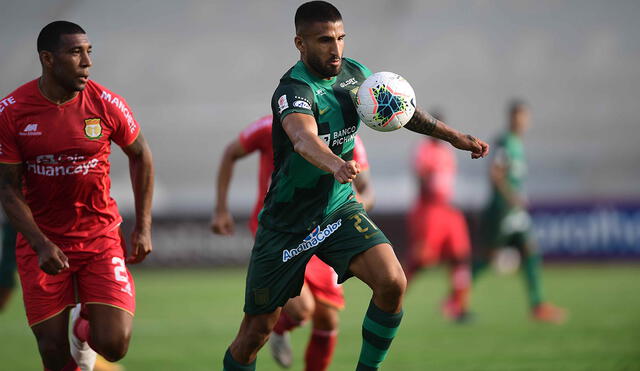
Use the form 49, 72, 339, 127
1, 265, 639, 370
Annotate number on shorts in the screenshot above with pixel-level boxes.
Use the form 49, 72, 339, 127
349, 212, 379, 233
111, 257, 129, 283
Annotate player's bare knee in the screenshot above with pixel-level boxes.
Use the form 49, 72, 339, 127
313, 306, 339, 331
91, 331, 131, 362
375, 267, 407, 301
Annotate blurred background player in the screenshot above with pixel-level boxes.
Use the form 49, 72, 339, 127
404, 109, 472, 322
211, 114, 374, 370
0, 21, 154, 371
0, 221, 17, 311
472, 100, 566, 324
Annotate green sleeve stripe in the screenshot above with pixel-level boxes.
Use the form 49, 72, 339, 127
362, 328, 393, 350
363, 316, 400, 339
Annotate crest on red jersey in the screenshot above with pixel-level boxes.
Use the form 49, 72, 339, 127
84, 118, 102, 140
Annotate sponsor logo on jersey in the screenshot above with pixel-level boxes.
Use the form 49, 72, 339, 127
27, 153, 98, 176
316, 88, 326, 96
0, 96, 16, 114
84, 118, 103, 139
19, 123, 43, 136
293, 100, 311, 110
339, 78, 358, 88
319, 106, 330, 115
27, 158, 99, 177
278, 94, 288, 114
100, 91, 137, 134
282, 219, 342, 262
331, 126, 357, 147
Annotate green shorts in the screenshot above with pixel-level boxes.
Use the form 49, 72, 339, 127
244, 201, 390, 315
481, 207, 532, 249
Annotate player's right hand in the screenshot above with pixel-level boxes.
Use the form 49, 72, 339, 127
333, 160, 360, 184
34, 240, 69, 275
211, 210, 235, 235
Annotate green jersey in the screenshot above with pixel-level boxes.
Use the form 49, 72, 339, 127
488, 131, 527, 212
261, 58, 372, 233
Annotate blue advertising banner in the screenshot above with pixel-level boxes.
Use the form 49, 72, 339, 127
531, 201, 640, 259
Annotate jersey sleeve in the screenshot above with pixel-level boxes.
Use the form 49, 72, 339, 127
103, 92, 140, 147
0, 106, 21, 164
352, 135, 370, 170
239, 116, 272, 154
273, 81, 315, 121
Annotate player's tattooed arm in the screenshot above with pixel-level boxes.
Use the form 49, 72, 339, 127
0, 163, 69, 274
122, 133, 154, 264
405, 108, 490, 159
283, 113, 360, 184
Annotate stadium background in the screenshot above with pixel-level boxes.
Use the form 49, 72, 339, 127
0, 0, 639, 370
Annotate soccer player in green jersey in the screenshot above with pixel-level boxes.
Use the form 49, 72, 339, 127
222, 2, 489, 370
472, 100, 567, 324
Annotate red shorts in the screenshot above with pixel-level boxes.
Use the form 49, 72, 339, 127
16, 228, 136, 327
304, 255, 345, 310
408, 202, 470, 267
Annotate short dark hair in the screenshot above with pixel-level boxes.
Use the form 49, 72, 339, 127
295, 1, 342, 34
37, 21, 86, 52
508, 98, 528, 116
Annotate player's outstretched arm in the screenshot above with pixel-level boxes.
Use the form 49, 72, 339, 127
404, 108, 490, 159
211, 139, 248, 235
121, 133, 154, 264
283, 113, 360, 184
0, 163, 68, 274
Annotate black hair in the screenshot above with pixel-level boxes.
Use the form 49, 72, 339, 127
295, 1, 342, 34
37, 21, 86, 52
508, 98, 528, 116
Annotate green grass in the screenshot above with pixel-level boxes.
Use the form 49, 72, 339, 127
1, 265, 639, 370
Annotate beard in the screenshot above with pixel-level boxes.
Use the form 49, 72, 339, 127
53, 67, 86, 92
307, 53, 342, 79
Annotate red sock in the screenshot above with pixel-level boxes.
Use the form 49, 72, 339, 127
304, 328, 337, 371
273, 311, 301, 335
44, 359, 80, 371
450, 264, 471, 311
73, 315, 90, 343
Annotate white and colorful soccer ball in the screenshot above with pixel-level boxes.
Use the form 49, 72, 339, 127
356, 72, 416, 132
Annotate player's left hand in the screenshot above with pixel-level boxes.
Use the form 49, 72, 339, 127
127, 228, 152, 264
452, 134, 490, 159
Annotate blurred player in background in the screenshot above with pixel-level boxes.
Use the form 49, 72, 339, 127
0, 21, 154, 371
211, 114, 374, 370
473, 100, 566, 324
221, 2, 489, 371
0, 221, 17, 311
404, 110, 472, 323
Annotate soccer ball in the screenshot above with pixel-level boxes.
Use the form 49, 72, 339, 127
356, 72, 416, 132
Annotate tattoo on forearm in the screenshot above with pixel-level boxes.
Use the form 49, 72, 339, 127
404, 108, 437, 135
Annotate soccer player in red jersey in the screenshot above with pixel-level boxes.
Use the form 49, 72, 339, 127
404, 110, 472, 322
212, 115, 373, 371
0, 21, 154, 371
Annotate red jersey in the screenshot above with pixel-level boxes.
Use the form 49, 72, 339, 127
414, 139, 456, 203
240, 115, 369, 234
0, 79, 140, 248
